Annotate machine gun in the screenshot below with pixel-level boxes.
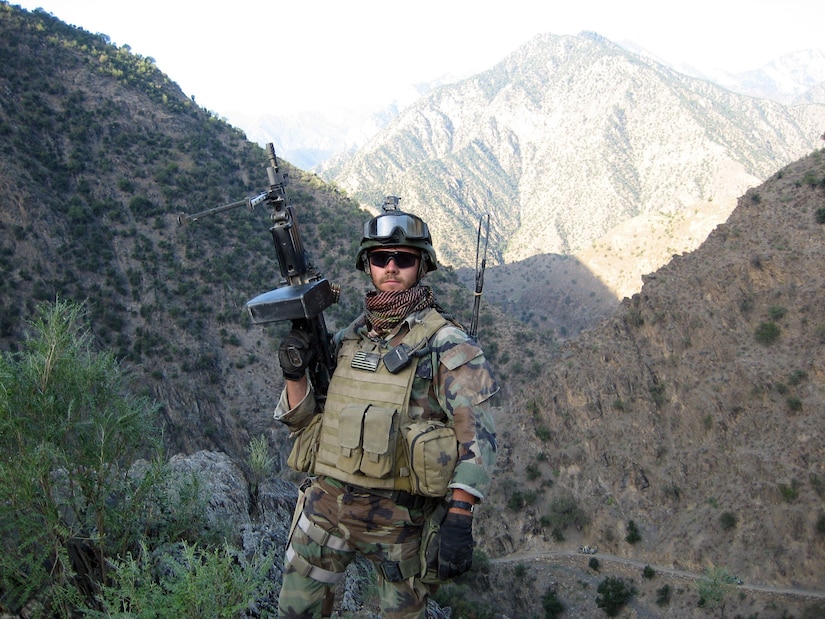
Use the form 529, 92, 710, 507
179, 143, 337, 399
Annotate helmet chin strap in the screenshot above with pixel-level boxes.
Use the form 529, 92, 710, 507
417, 258, 427, 282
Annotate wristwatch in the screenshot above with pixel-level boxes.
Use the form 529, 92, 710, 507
449, 500, 475, 513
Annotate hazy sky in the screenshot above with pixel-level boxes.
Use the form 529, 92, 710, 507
14, 0, 825, 120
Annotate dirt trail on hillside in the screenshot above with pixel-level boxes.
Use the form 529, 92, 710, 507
490, 549, 825, 602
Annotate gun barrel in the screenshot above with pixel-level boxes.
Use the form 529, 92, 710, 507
178, 192, 266, 225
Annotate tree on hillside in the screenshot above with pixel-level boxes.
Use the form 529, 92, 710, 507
595, 576, 636, 617
0, 299, 163, 615
696, 566, 738, 618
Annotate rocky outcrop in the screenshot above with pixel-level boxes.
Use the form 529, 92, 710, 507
167, 451, 452, 618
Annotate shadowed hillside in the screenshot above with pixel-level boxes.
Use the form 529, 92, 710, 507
469, 150, 825, 616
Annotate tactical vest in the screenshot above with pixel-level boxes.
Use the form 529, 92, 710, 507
312, 308, 451, 492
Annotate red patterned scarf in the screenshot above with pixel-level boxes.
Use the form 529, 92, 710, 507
364, 285, 436, 337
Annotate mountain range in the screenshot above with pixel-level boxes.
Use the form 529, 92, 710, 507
245, 42, 825, 172
317, 33, 824, 294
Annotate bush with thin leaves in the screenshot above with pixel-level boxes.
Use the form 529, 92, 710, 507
542, 587, 564, 618
719, 511, 738, 531
696, 566, 737, 611
754, 321, 780, 345
246, 434, 275, 497
0, 300, 164, 615
625, 519, 642, 544
541, 495, 590, 532
656, 584, 672, 606
88, 541, 275, 618
595, 577, 636, 617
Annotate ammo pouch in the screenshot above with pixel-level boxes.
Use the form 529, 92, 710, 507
403, 420, 458, 497
419, 498, 450, 585
287, 413, 322, 473
337, 404, 399, 479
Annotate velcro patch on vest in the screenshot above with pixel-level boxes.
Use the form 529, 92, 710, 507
351, 350, 380, 372
439, 341, 482, 370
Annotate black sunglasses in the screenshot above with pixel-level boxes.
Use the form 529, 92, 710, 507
367, 251, 420, 269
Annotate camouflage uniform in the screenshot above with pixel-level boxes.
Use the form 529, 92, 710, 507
275, 307, 498, 618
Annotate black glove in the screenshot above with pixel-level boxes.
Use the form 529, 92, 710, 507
437, 512, 474, 579
278, 326, 316, 381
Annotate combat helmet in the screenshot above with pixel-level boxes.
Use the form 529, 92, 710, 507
355, 196, 438, 273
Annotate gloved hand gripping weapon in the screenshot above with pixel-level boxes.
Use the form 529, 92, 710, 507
179, 143, 337, 400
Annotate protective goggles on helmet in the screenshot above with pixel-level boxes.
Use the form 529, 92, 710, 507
364, 213, 430, 241
367, 250, 421, 269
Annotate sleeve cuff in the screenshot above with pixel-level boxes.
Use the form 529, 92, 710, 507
273, 380, 316, 431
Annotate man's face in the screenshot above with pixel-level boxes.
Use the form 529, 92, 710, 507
367, 246, 421, 292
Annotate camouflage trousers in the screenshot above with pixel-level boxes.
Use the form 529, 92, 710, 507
277, 476, 434, 619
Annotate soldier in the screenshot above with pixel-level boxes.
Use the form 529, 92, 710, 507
274, 199, 499, 619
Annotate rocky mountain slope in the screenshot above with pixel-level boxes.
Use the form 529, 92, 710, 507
0, 3, 539, 466
320, 33, 825, 301
0, 4, 367, 463
473, 149, 825, 612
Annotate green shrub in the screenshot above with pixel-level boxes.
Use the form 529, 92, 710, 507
656, 584, 672, 606
768, 305, 787, 320
811, 474, 825, 497
754, 321, 780, 345
642, 565, 656, 579
541, 495, 589, 531
803, 170, 822, 188
788, 369, 808, 386
0, 300, 163, 615
625, 307, 643, 327
542, 587, 564, 618
589, 557, 600, 571
91, 541, 274, 618
432, 583, 495, 619
595, 577, 636, 617
508, 489, 538, 511
128, 195, 162, 218
246, 434, 274, 495
719, 511, 738, 531
649, 382, 666, 406
696, 566, 737, 610
779, 480, 799, 503
802, 603, 825, 619
0, 300, 239, 616
625, 520, 642, 544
